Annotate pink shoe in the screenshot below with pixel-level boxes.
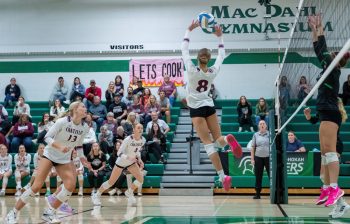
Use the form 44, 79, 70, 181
46, 194, 56, 208
316, 187, 330, 205
325, 187, 344, 207
226, 134, 243, 158
58, 203, 76, 215
222, 175, 232, 191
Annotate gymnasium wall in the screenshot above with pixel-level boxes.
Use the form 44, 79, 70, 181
0, 0, 348, 101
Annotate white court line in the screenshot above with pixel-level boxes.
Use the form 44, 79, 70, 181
213, 197, 228, 216
133, 217, 153, 224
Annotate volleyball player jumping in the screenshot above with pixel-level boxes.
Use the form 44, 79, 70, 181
181, 20, 243, 191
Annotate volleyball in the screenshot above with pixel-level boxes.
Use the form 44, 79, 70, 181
197, 11, 215, 31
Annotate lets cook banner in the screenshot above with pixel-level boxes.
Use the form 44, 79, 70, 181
129, 59, 184, 87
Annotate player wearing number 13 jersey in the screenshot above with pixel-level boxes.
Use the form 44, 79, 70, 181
181, 20, 243, 192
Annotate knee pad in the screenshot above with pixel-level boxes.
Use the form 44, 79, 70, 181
20, 188, 34, 204
321, 155, 327, 165
78, 174, 84, 181
320, 175, 325, 184
214, 139, 226, 149
204, 144, 217, 156
325, 152, 339, 164
15, 170, 21, 179
101, 181, 112, 190
57, 175, 62, 182
133, 180, 143, 188
56, 185, 72, 203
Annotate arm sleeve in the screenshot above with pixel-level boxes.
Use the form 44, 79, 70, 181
44, 118, 64, 147
6, 155, 12, 171
308, 113, 320, 124
25, 154, 31, 167
213, 36, 225, 71
33, 154, 38, 168
251, 134, 257, 148
313, 35, 332, 66
181, 30, 196, 73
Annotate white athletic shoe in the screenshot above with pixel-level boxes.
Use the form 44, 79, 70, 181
5, 209, 17, 224
78, 188, 83, 196
35, 192, 40, 197
332, 203, 350, 219
91, 193, 101, 206
116, 189, 122, 196
42, 208, 61, 224
14, 190, 21, 197
0, 189, 5, 196
108, 188, 116, 196
125, 189, 136, 205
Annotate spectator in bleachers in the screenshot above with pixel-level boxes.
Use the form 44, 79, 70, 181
208, 84, 218, 100
279, 75, 291, 111
107, 140, 126, 196
84, 79, 102, 109
37, 113, 54, 144
105, 81, 117, 111
12, 96, 31, 124
141, 88, 151, 106
114, 126, 127, 142
0, 103, 9, 123
50, 76, 69, 105
11, 114, 34, 153
341, 74, 350, 105
129, 95, 145, 124
237, 96, 254, 132
14, 144, 31, 196
4, 77, 21, 108
0, 118, 12, 147
98, 125, 114, 154
69, 77, 85, 102
0, 144, 12, 196
286, 131, 306, 152
297, 76, 312, 103
133, 80, 145, 96
72, 150, 84, 196
25, 143, 45, 196
50, 99, 66, 120
89, 96, 107, 130
85, 113, 97, 132
129, 76, 139, 90
123, 86, 135, 108
255, 97, 269, 126
158, 73, 177, 107
123, 112, 138, 136
102, 112, 117, 133
87, 142, 106, 193
159, 90, 171, 123
109, 93, 127, 125
146, 111, 170, 135
83, 123, 97, 156
146, 122, 166, 164
144, 95, 161, 125
115, 75, 125, 97
250, 120, 270, 199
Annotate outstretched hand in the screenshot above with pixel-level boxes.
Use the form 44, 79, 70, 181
213, 24, 222, 37
188, 20, 199, 31
308, 13, 322, 31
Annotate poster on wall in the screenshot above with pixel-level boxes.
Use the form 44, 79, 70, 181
129, 59, 185, 87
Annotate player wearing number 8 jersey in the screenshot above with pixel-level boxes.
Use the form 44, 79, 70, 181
181, 20, 242, 191
5, 101, 91, 224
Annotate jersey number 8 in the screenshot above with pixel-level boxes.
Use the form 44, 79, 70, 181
196, 80, 209, 92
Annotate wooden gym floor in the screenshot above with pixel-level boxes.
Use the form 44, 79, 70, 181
1, 195, 350, 223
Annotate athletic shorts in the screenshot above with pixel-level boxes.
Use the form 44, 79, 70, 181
189, 106, 216, 118
318, 110, 342, 127
115, 157, 135, 169
43, 156, 62, 167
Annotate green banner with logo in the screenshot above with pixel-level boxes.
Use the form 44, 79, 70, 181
229, 151, 314, 176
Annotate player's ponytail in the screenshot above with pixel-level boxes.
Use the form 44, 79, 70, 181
338, 97, 348, 123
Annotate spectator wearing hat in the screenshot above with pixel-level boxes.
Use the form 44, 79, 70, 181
84, 79, 102, 110
88, 96, 107, 130
4, 77, 21, 108
102, 112, 118, 134
108, 93, 127, 125
133, 80, 145, 96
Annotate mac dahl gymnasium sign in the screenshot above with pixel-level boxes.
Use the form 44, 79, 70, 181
210, 5, 333, 34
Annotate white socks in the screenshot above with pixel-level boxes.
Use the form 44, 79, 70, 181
330, 183, 338, 189
217, 170, 225, 182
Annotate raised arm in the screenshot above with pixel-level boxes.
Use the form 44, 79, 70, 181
181, 20, 199, 72
213, 25, 225, 71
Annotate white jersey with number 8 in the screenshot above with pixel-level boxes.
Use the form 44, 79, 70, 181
181, 30, 225, 109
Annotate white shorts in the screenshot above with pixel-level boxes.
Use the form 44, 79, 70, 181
43, 147, 72, 165
115, 157, 135, 169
